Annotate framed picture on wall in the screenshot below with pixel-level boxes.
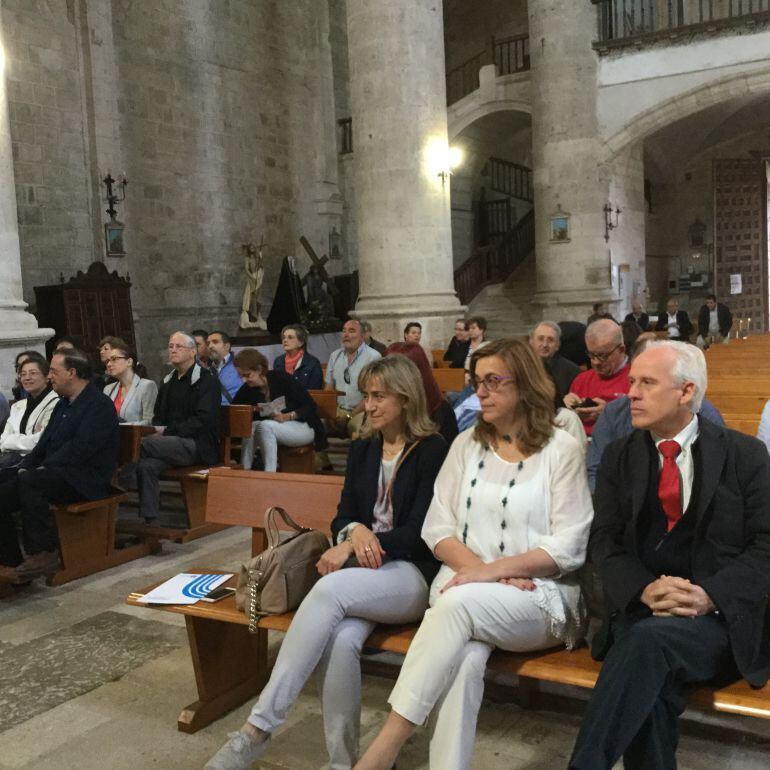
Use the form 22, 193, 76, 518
549, 210, 570, 243
105, 221, 126, 257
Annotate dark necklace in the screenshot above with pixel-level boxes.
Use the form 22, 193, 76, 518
462, 446, 525, 553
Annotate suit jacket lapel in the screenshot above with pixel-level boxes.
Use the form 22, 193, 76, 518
121, 373, 140, 418
362, 440, 381, 525
694, 416, 726, 531
628, 431, 650, 533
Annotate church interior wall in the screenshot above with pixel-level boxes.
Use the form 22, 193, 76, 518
3, 0, 94, 301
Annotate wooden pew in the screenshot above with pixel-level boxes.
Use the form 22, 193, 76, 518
433, 367, 466, 394
127, 468, 770, 734
431, 349, 449, 368
308, 389, 340, 421
117, 405, 253, 544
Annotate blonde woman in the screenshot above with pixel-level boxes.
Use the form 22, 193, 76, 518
207, 355, 449, 770
355, 338, 594, 770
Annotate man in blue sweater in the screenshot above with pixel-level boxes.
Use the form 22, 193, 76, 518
207, 330, 242, 404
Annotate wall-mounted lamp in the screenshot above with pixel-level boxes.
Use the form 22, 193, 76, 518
426, 140, 463, 186
603, 202, 622, 242
103, 172, 127, 220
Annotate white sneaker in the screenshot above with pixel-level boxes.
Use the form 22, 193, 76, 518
205, 730, 270, 770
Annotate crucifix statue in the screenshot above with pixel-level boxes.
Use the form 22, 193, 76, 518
299, 236, 337, 322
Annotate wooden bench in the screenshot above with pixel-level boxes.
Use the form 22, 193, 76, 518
117, 405, 253, 544
128, 468, 770, 735
431, 349, 449, 368
433, 367, 466, 394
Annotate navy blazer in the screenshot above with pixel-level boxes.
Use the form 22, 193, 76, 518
590, 417, 770, 687
273, 351, 323, 390
331, 432, 448, 583
21, 384, 119, 500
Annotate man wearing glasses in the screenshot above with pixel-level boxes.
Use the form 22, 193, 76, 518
133, 331, 220, 523
563, 319, 630, 435
325, 319, 381, 437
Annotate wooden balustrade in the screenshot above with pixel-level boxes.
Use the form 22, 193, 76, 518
487, 157, 534, 203
454, 209, 535, 305
595, 0, 770, 48
493, 33, 530, 76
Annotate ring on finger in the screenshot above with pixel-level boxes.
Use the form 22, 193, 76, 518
365, 546, 372, 552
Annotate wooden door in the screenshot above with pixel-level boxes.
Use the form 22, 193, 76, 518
713, 159, 768, 332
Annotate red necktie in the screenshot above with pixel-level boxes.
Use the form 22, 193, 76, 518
658, 440, 682, 532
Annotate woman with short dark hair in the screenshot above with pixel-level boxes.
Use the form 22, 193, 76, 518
273, 324, 323, 390
233, 347, 327, 471
103, 343, 158, 425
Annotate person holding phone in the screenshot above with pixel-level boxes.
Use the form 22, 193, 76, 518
563, 319, 630, 436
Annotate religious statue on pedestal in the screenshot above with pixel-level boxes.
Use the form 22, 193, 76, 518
239, 241, 267, 330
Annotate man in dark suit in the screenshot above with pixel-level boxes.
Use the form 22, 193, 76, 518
529, 320, 580, 406
0, 349, 119, 581
622, 299, 650, 331
697, 294, 733, 348
655, 297, 692, 339
569, 341, 770, 769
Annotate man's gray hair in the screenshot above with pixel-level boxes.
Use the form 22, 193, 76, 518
530, 320, 561, 341
170, 331, 196, 349
586, 318, 622, 345
359, 320, 372, 333
646, 340, 707, 413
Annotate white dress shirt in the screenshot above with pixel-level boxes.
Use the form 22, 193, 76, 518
652, 415, 700, 513
667, 312, 680, 338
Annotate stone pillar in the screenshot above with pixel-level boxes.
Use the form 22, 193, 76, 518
0, 13, 54, 395
347, 0, 464, 348
528, 0, 645, 321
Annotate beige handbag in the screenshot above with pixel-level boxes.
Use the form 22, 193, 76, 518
235, 506, 330, 632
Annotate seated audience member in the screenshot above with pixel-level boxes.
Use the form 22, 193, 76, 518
12, 349, 39, 401
587, 302, 613, 325
103, 343, 158, 425
206, 355, 448, 770
385, 342, 458, 444
0, 349, 119, 581
620, 318, 641, 352
207, 330, 241, 404
52, 335, 84, 354
233, 348, 326, 471
656, 297, 692, 339
558, 320, 589, 367
587, 337, 724, 490
325, 319, 381, 437
0, 354, 58, 469
530, 320, 581, 405
569, 341, 770, 770
757, 399, 770, 455
403, 322, 422, 344
273, 325, 323, 390
564, 319, 630, 435
355, 338, 593, 770
191, 329, 210, 368
134, 332, 220, 523
443, 318, 470, 368
0, 391, 7, 435
623, 299, 650, 331
697, 293, 733, 348
361, 320, 387, 355
463, 316, 488, 373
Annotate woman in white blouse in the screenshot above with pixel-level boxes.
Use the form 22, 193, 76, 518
0, 355, 59, 466
355, 338, 594, 770
103, 343, 157, 425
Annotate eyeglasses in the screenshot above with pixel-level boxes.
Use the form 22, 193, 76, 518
107, 355, 129, 363
343, 366, 351, 385
587, 343, 622, 362
470, 374, 513, 392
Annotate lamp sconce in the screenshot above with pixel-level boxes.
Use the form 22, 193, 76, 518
103, 172, 128, 220
435, 146, 463, 187
603, 202, 622, 242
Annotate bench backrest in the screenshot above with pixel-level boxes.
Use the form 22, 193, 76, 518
309, 389, 339, 420
433, 367, 466, 394
206, 467, 344, 553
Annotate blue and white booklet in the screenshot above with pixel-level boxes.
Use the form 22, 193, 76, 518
136, 573, 233, 604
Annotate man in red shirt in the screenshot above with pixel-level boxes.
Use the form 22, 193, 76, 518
564, 319, 630, 435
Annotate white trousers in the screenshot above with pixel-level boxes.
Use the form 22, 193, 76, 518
389, 582, 560, 770
248, 561, 429, 770
241, 418, 315, 471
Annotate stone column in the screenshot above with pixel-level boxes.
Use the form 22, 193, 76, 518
347, 0, 464, 348
528, 0, 644, 321
0, 12, 54, 395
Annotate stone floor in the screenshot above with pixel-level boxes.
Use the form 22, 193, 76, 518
1, 527, 770, 769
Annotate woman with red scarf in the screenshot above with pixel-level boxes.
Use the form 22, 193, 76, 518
272, 324, 323, 390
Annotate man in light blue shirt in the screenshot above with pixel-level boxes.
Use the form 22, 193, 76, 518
207, 331, 242, 404
325, 319, 380, 437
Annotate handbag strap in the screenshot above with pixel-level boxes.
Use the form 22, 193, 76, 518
264, 505, 312, 549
